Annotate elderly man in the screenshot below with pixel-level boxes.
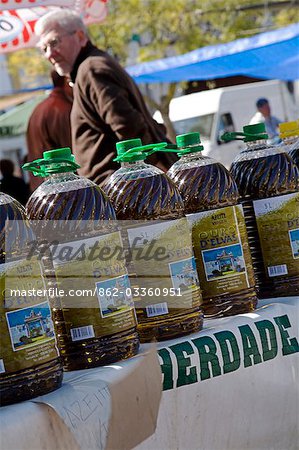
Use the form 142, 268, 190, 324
35, 10, 176, 186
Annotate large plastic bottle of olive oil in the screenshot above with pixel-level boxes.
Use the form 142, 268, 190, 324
167, 132, 257, 318
103, 139, 203, 342
223, 123, 299, 298
23, 148, 139, 370
0, 191, 62, 406
279, 120, 299, 168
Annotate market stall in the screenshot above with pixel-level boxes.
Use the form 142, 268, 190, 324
0, 296, 298, 450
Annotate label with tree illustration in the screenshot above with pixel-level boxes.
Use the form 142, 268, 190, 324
126, 218, 201, 318
0, 258, 59, 374
187, 205, 255, 298
51, 231, 136, 341
253, 192, 299, 278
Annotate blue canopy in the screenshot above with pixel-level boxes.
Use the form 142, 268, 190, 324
126, 23, 299, 83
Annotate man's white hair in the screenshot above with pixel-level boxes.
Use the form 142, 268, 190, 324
35, 9, 88, 37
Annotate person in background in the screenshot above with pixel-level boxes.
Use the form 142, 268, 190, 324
0, 159, 30, 205
34, 10, 176, 187
26, 69, 73, 191
249, 98, 282, 141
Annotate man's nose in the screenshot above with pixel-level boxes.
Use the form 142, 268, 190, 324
46, 46, 59, 60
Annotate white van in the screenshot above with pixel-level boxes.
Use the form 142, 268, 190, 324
153, 80, 299, 167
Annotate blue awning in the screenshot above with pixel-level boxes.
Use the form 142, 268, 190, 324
126, 23, 299, 83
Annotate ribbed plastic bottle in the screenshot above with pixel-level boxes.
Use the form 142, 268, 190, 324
279, 120, 299, 168
23, 148, 139, 370
167, 132, 257, 318
103, 139, 203, 342
0, 191, 62, 406
223, 123, 299, 298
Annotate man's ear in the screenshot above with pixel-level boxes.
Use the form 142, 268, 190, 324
77, 29, 88, 45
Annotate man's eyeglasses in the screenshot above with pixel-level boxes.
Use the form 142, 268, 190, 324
39, 31, 76, 55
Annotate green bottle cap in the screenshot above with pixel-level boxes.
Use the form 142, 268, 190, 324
114, 139, 169, 162
22, 147, 80, 177
176, 132, 204, 155
43, 147, 74, 161
116, 139, 142, 156
176, 132, 201, 147
221, 124, 269, 143
242, 123, 268, 142
243, 123, 266, 135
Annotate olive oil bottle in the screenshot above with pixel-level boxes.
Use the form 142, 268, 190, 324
103, 139, 203, 342
279, 120, 299, 168
222, 123, 299, 298
0, 191, 62, 406
23, 148, 139, 370
167, 132, 257, 318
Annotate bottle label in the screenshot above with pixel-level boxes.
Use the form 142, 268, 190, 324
51, 231, 136, 340
253, 192, 299, 278
187, 205, 255, 298
0, 258, 59, 374
127, 218, 201, 318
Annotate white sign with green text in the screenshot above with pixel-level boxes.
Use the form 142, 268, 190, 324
136, 296, 299, 450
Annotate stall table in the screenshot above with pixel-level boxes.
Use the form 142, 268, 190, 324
0, 297, 298, 450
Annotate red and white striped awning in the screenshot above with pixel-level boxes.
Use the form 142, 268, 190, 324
0, 0, 108, 53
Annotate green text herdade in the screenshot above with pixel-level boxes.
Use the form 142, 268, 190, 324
158, 314, 299, 390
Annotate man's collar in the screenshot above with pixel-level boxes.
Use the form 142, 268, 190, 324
70, 41, 96, 82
